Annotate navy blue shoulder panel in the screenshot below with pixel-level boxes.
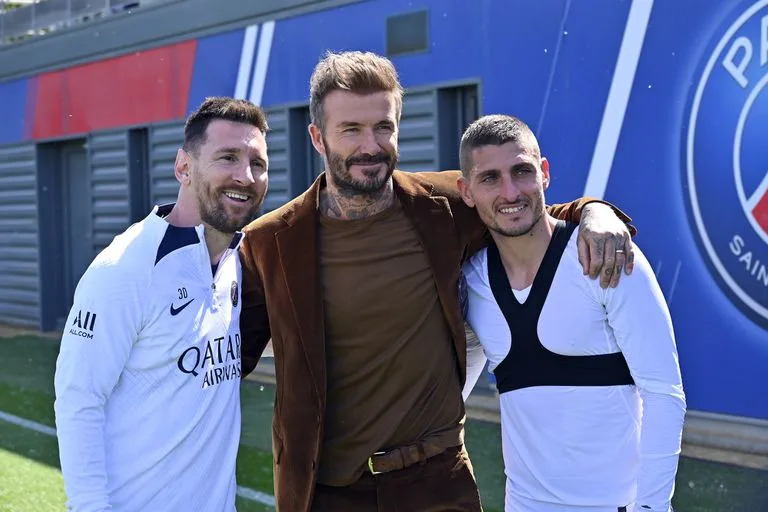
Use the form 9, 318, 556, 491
155, 225, 200, 265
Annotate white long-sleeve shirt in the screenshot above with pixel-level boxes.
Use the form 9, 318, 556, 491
54, 205, 243, 512
462, 225, 686, 512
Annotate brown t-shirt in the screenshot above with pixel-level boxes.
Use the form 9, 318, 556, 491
316, 200, 465, 486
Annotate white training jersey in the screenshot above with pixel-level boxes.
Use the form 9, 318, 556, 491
54, 205, 243, 512
463, 222, 686, 512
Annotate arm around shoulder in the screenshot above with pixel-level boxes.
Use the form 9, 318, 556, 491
550, 198, 637, 286
239, 234, 272, 377
547, 197, 635, 235
463, 323, 487, 401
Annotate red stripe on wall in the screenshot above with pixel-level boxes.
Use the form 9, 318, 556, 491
751, 189, 768, 236
33, 40, 197, 139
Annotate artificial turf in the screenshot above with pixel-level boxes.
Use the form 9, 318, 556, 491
1, 334, 767, 512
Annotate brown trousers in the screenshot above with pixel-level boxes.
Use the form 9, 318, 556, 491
311, 446, 483, 512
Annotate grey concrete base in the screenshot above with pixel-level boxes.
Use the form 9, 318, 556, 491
681, 411, 768, 470
248, 356, 277, 386
246, 356, 768, 470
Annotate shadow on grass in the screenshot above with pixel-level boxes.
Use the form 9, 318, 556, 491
673, 456, 768, 512
0, 335, 62, 472
0, 420, 61, 468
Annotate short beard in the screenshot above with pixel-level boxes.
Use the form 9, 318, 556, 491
197, 184, 260, 234
489, 210, 544, 238
323, 136, 398, 196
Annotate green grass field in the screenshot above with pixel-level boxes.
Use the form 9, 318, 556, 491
1, 334, 767, 511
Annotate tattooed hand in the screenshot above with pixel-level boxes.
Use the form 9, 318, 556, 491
577, 203, 634, 288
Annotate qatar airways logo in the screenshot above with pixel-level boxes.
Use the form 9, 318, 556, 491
176, 333, 242, 388
685, 0, 768, 327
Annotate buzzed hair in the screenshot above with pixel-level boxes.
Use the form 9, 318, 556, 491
459, 114, 540, 177
184, 97, 269, 156
309, 51, 404, 133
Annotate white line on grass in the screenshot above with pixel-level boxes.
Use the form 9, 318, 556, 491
0, 410, 275, 508
237, 486, 276, 507
0, 410, 57, 436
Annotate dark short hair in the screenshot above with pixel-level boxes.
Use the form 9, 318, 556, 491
309, 51, 404, 132
459, 114, 539, 176
184, 97, 269, 156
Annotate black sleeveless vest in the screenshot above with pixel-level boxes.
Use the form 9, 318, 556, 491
489, 221, 634, 394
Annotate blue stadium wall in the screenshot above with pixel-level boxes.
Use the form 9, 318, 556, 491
0, 0, 766, 422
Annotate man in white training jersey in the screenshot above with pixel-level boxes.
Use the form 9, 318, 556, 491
458, 115, 686, 512
54, 97, 269, 512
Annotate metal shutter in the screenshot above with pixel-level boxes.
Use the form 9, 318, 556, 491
0, 143, 40, 327
398, 89, 439, 172
149, 121, 185, 207
263, 107, 290, 213
89, 130, 131, 254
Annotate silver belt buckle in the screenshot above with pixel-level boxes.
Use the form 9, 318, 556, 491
367, 451, 387, 475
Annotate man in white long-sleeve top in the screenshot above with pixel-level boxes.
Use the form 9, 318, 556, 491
54, 97, 269, 512
459, 114, 686, 512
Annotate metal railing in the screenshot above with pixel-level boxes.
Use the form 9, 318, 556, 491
0, 0, 172, 45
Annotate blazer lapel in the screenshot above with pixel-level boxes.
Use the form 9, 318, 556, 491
275, 178, 326, 402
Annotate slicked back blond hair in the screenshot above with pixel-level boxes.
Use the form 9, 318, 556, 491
309, 51, 404, 132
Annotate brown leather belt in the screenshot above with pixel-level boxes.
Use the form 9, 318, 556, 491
367, 442, 447, 474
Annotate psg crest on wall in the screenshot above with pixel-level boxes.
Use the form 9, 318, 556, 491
685, 0, 768, 327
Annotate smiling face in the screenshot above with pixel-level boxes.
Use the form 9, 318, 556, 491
309, 89, 400, 195
183, 119, 268, 234
458, 139, 550, 238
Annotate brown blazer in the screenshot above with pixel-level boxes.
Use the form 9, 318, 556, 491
239, 170, 605, 511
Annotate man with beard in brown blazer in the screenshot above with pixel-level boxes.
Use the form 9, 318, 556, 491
239, 51, 635, 512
